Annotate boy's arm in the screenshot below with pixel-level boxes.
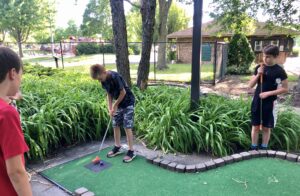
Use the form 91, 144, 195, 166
248, 74, 261, 88
249, 65, 263, 88
6, 155, 32, 196
107, 93, 113, 116
260, 79, 288, 99
112, 74, 127, 110
113, 89, 126, 109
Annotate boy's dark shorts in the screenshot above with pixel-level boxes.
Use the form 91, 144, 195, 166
251, 99, 278, 128
112, 105, 134, 129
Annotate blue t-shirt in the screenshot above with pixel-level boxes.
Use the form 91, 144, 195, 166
253, 64, 288, 102
101, 71, 135, 108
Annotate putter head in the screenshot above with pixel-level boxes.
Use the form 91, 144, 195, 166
92, 156, 101, 165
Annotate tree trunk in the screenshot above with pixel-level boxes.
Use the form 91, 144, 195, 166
110, 0, 131, 86
157, 0, 172, 70
137, 0, 156, 90
17, 30, 23, 57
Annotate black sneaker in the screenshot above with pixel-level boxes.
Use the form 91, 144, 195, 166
123, 150, 136, 163
250, 146, 258, 150
107, 146, 123, 158
259, 146, 268, 150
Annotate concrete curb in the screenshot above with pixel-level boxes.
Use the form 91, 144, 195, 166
147, 151, 300, 173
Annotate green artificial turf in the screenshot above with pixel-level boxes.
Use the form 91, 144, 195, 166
41, 148, 300, 196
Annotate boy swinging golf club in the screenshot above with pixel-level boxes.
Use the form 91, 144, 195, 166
249, 45, 288, 150
90, 64, 136, 163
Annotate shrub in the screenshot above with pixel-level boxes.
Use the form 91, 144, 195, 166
227, 33, 255, 75
76, 43, 99, 55
226, 66, 251, 75
20, 73, 109, 160
23, 62, 60, 76
76, 43, 115, 55
100, 44, 115, 53
167, 51, 176, 62
129, 44, 141, 55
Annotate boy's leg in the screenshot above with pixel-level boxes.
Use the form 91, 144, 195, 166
261, 127, 271, 149
123, 105, 136, 162
107, 108, 124, 158
125, 128, 134, 151
251, 125, 260, 150
113, 126, 121, 147
260, 100, 277, 149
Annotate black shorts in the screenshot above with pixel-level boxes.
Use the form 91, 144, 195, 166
251, 99, 278, 128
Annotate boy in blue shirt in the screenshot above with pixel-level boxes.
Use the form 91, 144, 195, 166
249, 45, 288, 150
90, 64, 136, 162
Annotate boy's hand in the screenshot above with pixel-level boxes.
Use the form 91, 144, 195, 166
257, 66, 264, 75
113, 104, 118, 113
109, 105, 118, 117
259, 92, 271, 99
109, 109, 114, 118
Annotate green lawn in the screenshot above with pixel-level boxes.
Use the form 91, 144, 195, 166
41, 148, 300, 196
65, 63, 214, 82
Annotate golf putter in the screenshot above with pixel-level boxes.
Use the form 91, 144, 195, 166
99, 118, 112, 152
92, 118, 111, 165
260, 63, 263, 131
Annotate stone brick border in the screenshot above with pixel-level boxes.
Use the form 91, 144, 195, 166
75, 187, 95, 196
146, 151, 300, 173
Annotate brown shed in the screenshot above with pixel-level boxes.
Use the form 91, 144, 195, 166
167, 21, 300, 65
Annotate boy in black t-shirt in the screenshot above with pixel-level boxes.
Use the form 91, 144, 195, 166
248, 45, 288, 150
90, 64, 136, 163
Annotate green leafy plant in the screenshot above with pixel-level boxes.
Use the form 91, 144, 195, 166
20, 71, 300, 160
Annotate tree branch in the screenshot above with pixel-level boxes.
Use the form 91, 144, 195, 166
124, 0, 141, 9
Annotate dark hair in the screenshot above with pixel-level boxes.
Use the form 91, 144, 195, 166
263, 45, 279, 57
0, 47, 22, 83
90, 64, 105, 79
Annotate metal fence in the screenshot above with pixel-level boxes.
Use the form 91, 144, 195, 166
1, 41, 228, 85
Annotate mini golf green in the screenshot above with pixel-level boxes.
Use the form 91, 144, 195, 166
41, 148, 300, 196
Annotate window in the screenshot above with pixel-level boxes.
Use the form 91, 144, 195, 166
201, 44, 211, 61
285, 39, 290, 50
271, 40, 279, 46
254, 41, 262, 51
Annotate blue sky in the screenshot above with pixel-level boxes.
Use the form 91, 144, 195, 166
55, 0, 214, 28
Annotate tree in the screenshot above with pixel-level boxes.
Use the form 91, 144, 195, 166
156, 0, 172, 70
33, 29, 51, 43
52, 20, 80, 42
126, 1, 189, 43
0, 0, 54, 57
65, 20, 80, 37
0, 30, 6, 43
54, 27, 67, 42
210, 0, 257, 34
137, 0, 156, 90
81, 0, 112, 40
210, 0, 300, 33
0, 20, 6, 42
110, 0, 131, 86
126, 4, 142, 42
227, 33, 255, 74
167, 2, 190, 35
260, 0, 300, 30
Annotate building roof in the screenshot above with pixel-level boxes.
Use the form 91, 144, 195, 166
167, 21, 300, 39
